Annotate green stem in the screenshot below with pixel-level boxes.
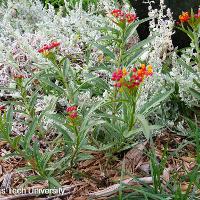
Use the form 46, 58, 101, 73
128, 96, 136, 131
70, 125, 80, 168
117, 29, 126, 68
19, 83, 35, 118
193, 30, 200, 70
111, 88, 118, 125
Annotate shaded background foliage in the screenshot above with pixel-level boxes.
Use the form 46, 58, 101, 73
130, 0, 200, 48
39, 0, 200, 48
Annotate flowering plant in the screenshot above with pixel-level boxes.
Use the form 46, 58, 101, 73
91, 9, 169, 148
174, 9, 200, 105
0, 1, 175, 188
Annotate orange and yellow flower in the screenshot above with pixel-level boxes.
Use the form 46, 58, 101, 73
112, 64, 153, 89
179, 12, 190, 23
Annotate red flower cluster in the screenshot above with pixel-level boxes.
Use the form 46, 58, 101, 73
66, 106, 78, 119
195, 8, 200, 19
111, 9, 124, 18
38, 41, 60, 54
126, 13, 137, 23
112, 67, 127, 87
111, 9, 137, 24
0, 105, 5, 111
112, 64, 153, 89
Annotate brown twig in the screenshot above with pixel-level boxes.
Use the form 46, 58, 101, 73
88, 177, 153, 198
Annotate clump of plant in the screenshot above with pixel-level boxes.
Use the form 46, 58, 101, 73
0, 6, 173, 189
172, 8, 200, 108
89, 8, 173, 154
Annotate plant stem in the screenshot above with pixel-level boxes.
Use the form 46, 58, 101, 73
70, 125, 80, 168
117, 29, 126, 68
128, 90, 136, 131
193, 30, 200, 70
111, 88, 118, 125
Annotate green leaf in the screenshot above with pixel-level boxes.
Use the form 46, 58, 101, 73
54, 124, 74, 144
126, 35, 155, 55
63, 58, 76, 81
193, 79, 200, 88
29, 91, 38, 107
89, 63, 112, 73
23, 118, 38, 153
80, 100, 105, 130
124, 125, 163, 138
124, 17, 152, 42
32, 142, 46, 175
6, 106, 13, 135
73, 76, 98, 95
15, 166, 33, 173
40, 78, 65, 94
189, 88, 200, 101
0, 86, 16, 91
139, 87, 174, 115
93, 43, 115, 60
2, 152, 20, 159
42, 148, 61, 172
93, 77, 110, 90
76, 153, 94, 162
45, 113, 66, 124
125, 49, 144, 66
12, 135, 22, 149
96, 26, 119, 35
177, 58, 200, 79
136, 114, 151, 140
98, 143, 114, 151
82, 145, 99, 151
176, 26, 194, 41
47, 177, 61, 188
26, 175, 45, 182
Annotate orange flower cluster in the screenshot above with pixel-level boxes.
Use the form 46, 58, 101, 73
112, 64, 153, 89
178, 9, 200, 24
179, 12, 190, 23
111, 9, 137, 24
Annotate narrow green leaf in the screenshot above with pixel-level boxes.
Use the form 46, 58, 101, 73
73, 77, 98, 95
93, 43, 115, 60
6, 106, 13, 134
189, 88, 200, 100
177, 58, 199, 79
54, 124, 74, 144
76, 153, 94, 162
139, 87, 174, 115
125, 49, 144, 66
124, 125, 163, 138
193, 79, 200, 88
23, 118, 38, 152
12, 135, 21, 149
126, 35, 155, 55
40, 78, 65, 94
47, 177, 61, 188
82, 145, 98, 151
136, 114, 151, 140
124, 17, 152, 41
